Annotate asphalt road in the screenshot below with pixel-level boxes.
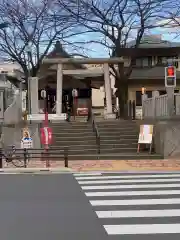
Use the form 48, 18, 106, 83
2, 172, 180, 240
0, 173, 108, 240
74, 171, 180, 240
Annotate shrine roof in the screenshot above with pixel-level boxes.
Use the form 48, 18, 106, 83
128, 35, 180, 48
120, 35, 180, 56
46, 41, 85, 69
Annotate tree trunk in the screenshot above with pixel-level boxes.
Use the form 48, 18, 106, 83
116, 80, 128, 119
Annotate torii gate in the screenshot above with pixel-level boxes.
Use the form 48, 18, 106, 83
29, 57, 124, 121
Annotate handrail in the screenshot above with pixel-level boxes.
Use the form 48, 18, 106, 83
0, 147, 69, 168
92, 113, 100, 154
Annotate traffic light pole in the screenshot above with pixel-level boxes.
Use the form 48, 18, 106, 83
164, 63, 176, 117
166, 87, 175, 117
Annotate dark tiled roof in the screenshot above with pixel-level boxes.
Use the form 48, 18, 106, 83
46, 41, 85, 69
127, 35, 180, 48
119, 47, 180, 57
47, 41, 69, 58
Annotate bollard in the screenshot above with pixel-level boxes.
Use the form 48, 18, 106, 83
0, 148, 2, 168
132, 100, 136, 120
23, 148, 28, 168
128, 100, 132, 119
64, 147, 68, 168
45, 147, 50, 168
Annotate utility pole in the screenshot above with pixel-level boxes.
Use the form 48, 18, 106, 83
26, 43, 31, 115
164, 59, 177, 117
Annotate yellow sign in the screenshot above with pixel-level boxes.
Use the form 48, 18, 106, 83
22, 128, 31, 139
138, 125, 153, 144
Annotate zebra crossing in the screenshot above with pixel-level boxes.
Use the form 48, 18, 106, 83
74, 172, 180, 238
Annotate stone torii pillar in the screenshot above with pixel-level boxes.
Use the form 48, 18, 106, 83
56, 64, 63, 115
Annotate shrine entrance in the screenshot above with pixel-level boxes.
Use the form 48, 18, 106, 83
38, 86, 91, 116
29, 57, 124, 121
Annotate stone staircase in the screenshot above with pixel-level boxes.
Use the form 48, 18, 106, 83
49, 121, 98, 160
48, 118, 163, 160
96, 119, 162, 159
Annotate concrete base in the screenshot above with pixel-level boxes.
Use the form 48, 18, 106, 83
104, 113, 116, 119
27, 114, 66, 122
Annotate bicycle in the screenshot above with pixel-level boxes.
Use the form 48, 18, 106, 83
2, 145, 27, 168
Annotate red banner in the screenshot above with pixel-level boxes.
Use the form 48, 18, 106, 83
40, 127, 53, 145
77, 108, 88, 116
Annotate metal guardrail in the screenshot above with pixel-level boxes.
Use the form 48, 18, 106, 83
92, 114, 100, 154
0, 147, 69, 168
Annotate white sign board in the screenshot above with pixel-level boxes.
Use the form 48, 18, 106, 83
21, 138, 33, 149
41, 89, 46, 98
138, 125, 153, 144
21, 128, 33, 149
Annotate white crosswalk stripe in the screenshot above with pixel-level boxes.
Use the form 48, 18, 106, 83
73, 173, 102, 176
76, 174, 180, 180
74, 172, 180, 237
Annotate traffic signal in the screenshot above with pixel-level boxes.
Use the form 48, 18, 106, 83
165, 66, 176, 87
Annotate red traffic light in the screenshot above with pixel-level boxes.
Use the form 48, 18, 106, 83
167, 66, 175, 77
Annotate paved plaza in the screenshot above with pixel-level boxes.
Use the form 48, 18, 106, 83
3, 159, 180, 172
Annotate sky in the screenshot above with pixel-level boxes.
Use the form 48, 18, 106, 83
153, 19, 180, 42
65, 14, 180, 58
66, 25, 180, 58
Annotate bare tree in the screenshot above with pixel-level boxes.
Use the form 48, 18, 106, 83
163, 3, 180, 36
59, 0, 174, 117
0, 0, 78, 86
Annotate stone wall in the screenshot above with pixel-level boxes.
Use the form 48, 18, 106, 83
1, 123, 41, 149
4, 90, 21, 125
154, 120, 180, 158
137, 119, 180, 158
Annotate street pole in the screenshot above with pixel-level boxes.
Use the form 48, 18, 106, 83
19, 79, 23, 122
41, 89, 50, 168
164, 64, 177, 117
44, 97, 50, 168
27, 47, 31, 115
72, 89, 78, 121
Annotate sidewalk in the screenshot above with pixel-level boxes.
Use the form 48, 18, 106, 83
70, 159, 180, 172
3, 159, 180, 172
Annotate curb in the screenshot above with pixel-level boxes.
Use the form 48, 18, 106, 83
0, 168, 73, 174
72, 170, 180, 174
1, 169, 180, 174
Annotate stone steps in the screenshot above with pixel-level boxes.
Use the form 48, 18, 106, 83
53, 135, 96, 141
51, 144, 97, 150
50, 121, 97, 158
53, 132, 94, 138
95, 119, 162, 159
100, 142, 138, 149
49, 147, 98, 155
53, 139, 96, 146
47, 118, 163, 160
